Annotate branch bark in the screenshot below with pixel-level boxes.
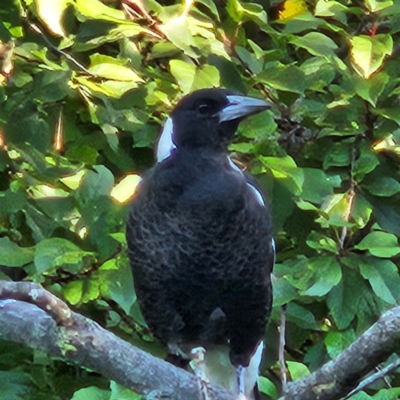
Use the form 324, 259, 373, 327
1, 280, 400, 400
283, 307, 400, 400
0, 281, 231, 400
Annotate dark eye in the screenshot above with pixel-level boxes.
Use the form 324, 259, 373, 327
198, 103, 210, 114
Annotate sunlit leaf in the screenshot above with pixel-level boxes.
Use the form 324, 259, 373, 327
350, 34, 393, 79
110, 174, 141, 203
34, 0, 71, 37
277, 0, 309, 20
365, 0, 393, 12
74, 0, 126, 22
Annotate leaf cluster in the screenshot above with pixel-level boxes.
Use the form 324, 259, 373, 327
1, 0, 400, 398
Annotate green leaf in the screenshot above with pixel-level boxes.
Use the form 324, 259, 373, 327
327, 268, 360, 329
0, 188, 26, 216
71, 386, 110, 400
208, 55, 247, 93
237, 110, 277, 140
259, 156, 304, 195
352, 142, 380, 180
34, 238, 93, 275
372, 388, 400, 399
306, 231, 337, 253
0, 371, 34, 400
350, 34, 393, 79
286, 302, 318, 329
301, 59, 336, 91
236, 46, 263, 75
301, 169, 339, 204
110, 381, 142, 400
88, 54, 143, 82
258, 376, 278, 398
318, 192, 353, 227
170, 60, 196, 94
354, 231, 400, 258
0, 237, 34, 267
75, 0, 126, 22
258, 63, 306, 94
314, 1, 348, 24
226, 0, 267, 24
290, 32, 338, 57
77, 165, 115, 203
273, 276, 298, 306
63, 280, 84, 305
170, 60, 220, 94
159, 18, 198, 58
325, 329, 356, 359
359, 258, 400, 304
365, 0, 393, 12
286, 361, 310, 380
364, 177, 400, 197
66, 144, 99, 164
98, 257, 135, 314
353, 72, 389, 107
302, 257, 342, 297
34, 0, 71, 37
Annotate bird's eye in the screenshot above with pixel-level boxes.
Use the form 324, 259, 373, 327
198, 103, 210, 114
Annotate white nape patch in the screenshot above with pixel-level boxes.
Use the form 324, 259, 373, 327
271, 238, 276, 266
227, 157, 265, 207
227, 156, 242, 174
246, 183, 265, 206
156, 117, 177, 162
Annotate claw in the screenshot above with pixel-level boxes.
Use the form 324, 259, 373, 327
190, 346, 208, 382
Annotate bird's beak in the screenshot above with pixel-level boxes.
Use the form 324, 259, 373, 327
217, 95, 271, 123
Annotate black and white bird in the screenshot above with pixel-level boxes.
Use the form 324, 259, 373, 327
126, 88, 274, 399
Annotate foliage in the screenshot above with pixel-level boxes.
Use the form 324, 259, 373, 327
1, 0, 400, 398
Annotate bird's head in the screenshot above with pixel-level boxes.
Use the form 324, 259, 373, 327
157, 88, 271, 162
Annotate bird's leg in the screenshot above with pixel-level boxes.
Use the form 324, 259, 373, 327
189, 346, 208, 382
189, 347, 213, 400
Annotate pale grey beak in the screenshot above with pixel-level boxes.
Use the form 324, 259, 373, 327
217, 95, 271, 123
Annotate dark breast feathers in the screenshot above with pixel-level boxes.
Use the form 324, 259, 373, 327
126, 151, 274, 368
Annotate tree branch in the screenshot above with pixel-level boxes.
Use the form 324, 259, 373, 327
282, 306, 400, 400
1, 281, 400, 400
0, 281, 232, 400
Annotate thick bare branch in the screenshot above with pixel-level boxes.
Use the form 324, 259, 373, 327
2, 281, 400, 400
0, 281, 232, 400
283, 306, 400, 400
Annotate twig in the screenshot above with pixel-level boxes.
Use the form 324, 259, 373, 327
341, 358, 400, 400
279, 305, 288, 391
282, 306, 400, 400
25, 19, 95, 76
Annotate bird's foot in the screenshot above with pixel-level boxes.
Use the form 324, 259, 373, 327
189, 346, 208, 382
190, 347, 212, 400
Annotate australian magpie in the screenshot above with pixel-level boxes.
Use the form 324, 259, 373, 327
126, 88, 274, 399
